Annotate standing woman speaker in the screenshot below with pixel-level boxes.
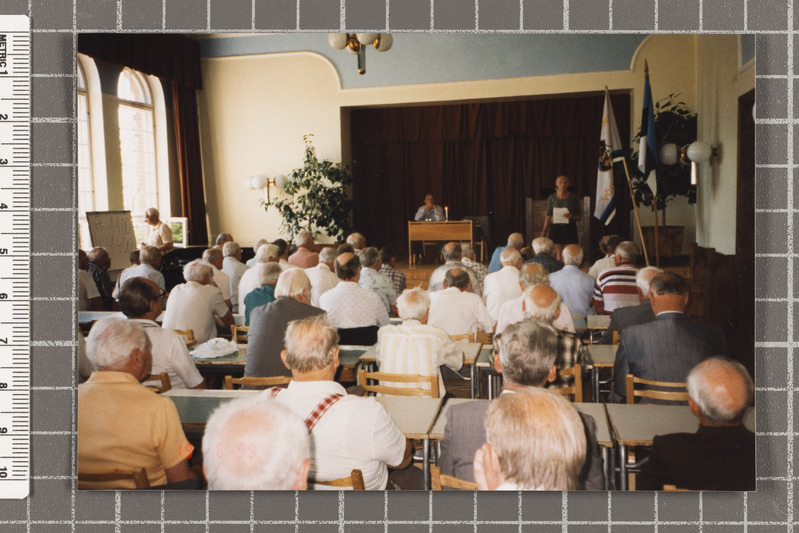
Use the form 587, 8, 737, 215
540, 175, 581, 262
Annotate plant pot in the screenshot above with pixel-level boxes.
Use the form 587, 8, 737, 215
641, 226, 684, 258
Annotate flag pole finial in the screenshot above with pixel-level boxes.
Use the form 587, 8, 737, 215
604, 85, 609, 91
644, 60, 649, 77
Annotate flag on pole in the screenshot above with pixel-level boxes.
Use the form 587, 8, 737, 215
595, 89, 624, 225
638, 74, 659, 197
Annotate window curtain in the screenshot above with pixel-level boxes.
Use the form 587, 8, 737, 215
350, 95, 631, 259
172, 83, 208, 245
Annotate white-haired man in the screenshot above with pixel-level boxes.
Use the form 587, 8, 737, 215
488, 232, 524, 273
78, 318, 195, 488
246, 268, 325, 379
243, 262, 283, 325
460, 243, 487, 295
117, 245, 166, 294
593, 240, 640, 314
203, 247, 232, 311
482, 247, 523, 321
549, 244, 595, 317
525, 237, 564, 274
638, 357, 754, 490
600, 266, 662, 344
203, 395, 311, 490
246, 238, 269, 267
289, 230, 319, 268
474, 387, 587, 490
142, 207, 174, 253
440, 319, 603, 489
163, 260, 235, 343
346, 232, 366, 255
305, 246, 340, 307
376, 288, 463, 393
495, 263, 575, 335
359, 246, 398, 314
588, 235, 621, 279
215, 232, 233, 250
269, 315, 416, 489
238, 243, 279, 312
222, 241, 249, 313
428, 268, 494, 337
427, 242, 480, 295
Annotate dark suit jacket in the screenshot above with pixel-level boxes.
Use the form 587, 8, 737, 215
524, 253, 564, 274
637, 424, 755, 490
438, 397, 605, 489
599, 299, 655, 344
613, 313, 727, 400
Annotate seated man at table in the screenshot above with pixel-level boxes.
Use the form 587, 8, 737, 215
376, 287, 463, 393
270, 315, 419, 489
439, 319, 604, 489
489, 232, 524, 273
238, 243, 279, 312
428, 268, 494, 338
358, 246, 398, 315
246, 268, 325, 379
78, 318, 196, 488
202, 395, 311, 490
495, 263, 575, 335
87, 246, 115, 310
482, 247, 523, 321
414, 193, 444, 221
428, 242, 480, 295
222, 241, 249, 313
612, 272, 727, 403
117, 245, 165, 294
599, 266, 662, 344
118, 277, 205, 389
637, 357, 755, 490
593, 241, 640, 315
243, 262, 282, 325
305, 246, 340, 307
473, 387, 586, 490
163, 260, 235, 344
379, 246, 406, 296
525, 237, 564, 274
288, 230, 319, 268
588, 234, 621, 279
549, 244, 595, 317
203, 247, 232, 311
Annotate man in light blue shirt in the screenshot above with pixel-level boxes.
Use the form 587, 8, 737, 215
548, 244, 595, 317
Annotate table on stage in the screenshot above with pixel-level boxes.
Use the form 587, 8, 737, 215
407, 220, 474, 266
584, 344, 618, 402
605, 403, 755, 490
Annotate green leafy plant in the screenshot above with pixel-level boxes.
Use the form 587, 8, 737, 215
629, 94, 697, 213
263, 135, 354, 243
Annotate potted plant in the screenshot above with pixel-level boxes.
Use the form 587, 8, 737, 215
263, 134, 354, 243
629, 94, 697, 257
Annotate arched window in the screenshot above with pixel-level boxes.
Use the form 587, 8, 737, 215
77, 61, 93, 248
77, 54, 107, 249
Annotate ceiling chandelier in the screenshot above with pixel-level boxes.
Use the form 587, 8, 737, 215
328, 33, 393, 75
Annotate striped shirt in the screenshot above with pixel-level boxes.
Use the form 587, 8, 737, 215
592, 264, 639, 314
376, 320, 463, 393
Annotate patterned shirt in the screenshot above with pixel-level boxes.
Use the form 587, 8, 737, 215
359, 267, 397, 313
552, 328, 583, 389
593, 264, 639, 314
461, 257, 488, 295
379, 264, 406, 296
88, 261, 113, 310
319, 281, 389, 329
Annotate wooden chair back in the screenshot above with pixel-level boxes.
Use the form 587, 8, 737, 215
449, 333, 474, 342
554, 364, 582, 402
663, 484, 691, 491
311, 469, 365, 490
230, 325, 249, 343
625, 374, 689, 404
171, 328, 195, 343
78, 467, 150, 489
357, 369, 440, 398
224, 375, 292, 390
142, 373, 172, 393
431, 465, 478, 490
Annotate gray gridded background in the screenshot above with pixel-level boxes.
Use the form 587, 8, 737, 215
0, 0, 792, 530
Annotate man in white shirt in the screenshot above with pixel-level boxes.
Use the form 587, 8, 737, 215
460, 243, 487, 295
428, 268, 494, 337
118, 277, 205, 389
142, 207, 173, 254
358, 247, 397, 315
427, 242, 480, 296
203, 247, 232, 310
482, 247, 523, 321
238, 243, 279, 312
116, 245, 165, 293
305, 246, 339, 307
377, 288, 462, 393
222, 241, 249, 313
246, 238, 268, 268
588, 235, 621, 279
549, 244, 595, 317
163, 260, 235, 343
495, 263, 575, 335
346, 233, 366, 255
268, 315, 415, 489
319, 252, 389, 330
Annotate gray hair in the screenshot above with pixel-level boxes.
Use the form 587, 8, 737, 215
294, 230, 313, 249
86, 317, 149, 369
519, 263, 549, 289
256, 262, 283, 288
499, 319, 558, 386
203, 247, 223, 264
255, 243, 279, 263
687, 357, 753, 425
223, 241, 241, 257
532, 237, 554, 254
636, 266, 663, 294
396, 288, 430, 321
275, 268, 311, 299
461, 243, 475, 259
346, 233, 365, 249
615, 241, 639, 262
507, 233, 524, 247
500, 247, 522, 265
183, 259, 213, 283
523, 285, 561, 323
442, 242, 462, 261
252, 238, 268, 254
284, 315, 339, 373
145, 207, 159, 219
359, 247, 380, 268
562, 246, 584, 267
202, 396, 309, 490
140, 245, 160, 266
485, 388, 586, 490
88, 246, 109, 263
319, 246, 337, 263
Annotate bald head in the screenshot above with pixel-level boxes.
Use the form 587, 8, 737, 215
334, 252, 360, 281
442, 242, 462, 261
507, 233, 524, 249
523, 285, 561, 323
687, 358, 753, 425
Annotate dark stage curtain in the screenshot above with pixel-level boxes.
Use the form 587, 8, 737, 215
350, 95, 631, 259
172, 84, 208, 246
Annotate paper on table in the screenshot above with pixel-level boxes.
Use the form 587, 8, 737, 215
553, 207, 570, 224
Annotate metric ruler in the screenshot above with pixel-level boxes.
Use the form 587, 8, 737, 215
0, 15, 30, 499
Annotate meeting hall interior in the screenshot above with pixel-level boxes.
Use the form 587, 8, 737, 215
75, 33, 756, 491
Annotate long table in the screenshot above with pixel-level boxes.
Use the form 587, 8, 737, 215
408, 220, 474, 266
584, 344, 617, 402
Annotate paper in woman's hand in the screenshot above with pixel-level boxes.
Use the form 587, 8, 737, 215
553, 207, 569, 224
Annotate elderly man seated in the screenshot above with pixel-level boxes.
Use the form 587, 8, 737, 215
379, 246, 406, 296
202, 395, 311, 490
243, 262, 283, 325
305, 246, 340, 307
222, 241, 249, 313
203, 247, 232, 310
87, 246, 114, 310
440, 319, 603, 488
428, 242, 480, 295
638, 357, 754, 490
268, 315, 418, 489
482, 247, 523, 321
288, 230, 319, 268
117, 245, 165, 294
599, 266, 662, 344
78, 318, 195, 489
525, 237, 564, 274
488, 232, 524, 273
588, 234, 621, 279
548, 244, 595, 317
163, 259, 235, 343
119, 277, 205, 389
238, 243, 279, 312
428, 268, 494, 338
246, 268, 325, 379
593, 240, 640, 314
376, 288, 463, 393
359, 246, 398, 315
495, 263, 575, 335
246, 238, 269, 267
473, 387, 587, 490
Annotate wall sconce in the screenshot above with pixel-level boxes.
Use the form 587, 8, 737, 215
659, 141, 720, 185
328, 33, 393, 75
247, 174, 287, 203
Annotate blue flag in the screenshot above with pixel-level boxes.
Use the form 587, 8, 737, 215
638, 75, 658, 197
595, 90, 624, 225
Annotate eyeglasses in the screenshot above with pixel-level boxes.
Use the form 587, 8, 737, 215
155, 289, 166, 300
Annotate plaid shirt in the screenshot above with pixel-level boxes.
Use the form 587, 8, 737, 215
461, 257, 488, 295
552, 328, 583, 389
379, 264, 406, 296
